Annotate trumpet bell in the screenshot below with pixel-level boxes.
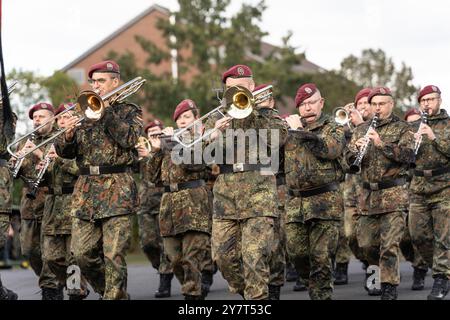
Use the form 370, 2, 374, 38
333, 107, 350, 126
225, 86, 253, 119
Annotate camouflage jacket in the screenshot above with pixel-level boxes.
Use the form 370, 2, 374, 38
409, 109, 449, 195
137, 155, 164, 216
55, 102, 142, 221
145, 146, 212, 237
0, 110, 16, 214
41, 158, 78, 235
18, 131, 55, 220
284, 114, 345, 223
345, 114, 415, 215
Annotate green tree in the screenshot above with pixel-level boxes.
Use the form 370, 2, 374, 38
339, 48, 418, 109
41, 71, 79, 107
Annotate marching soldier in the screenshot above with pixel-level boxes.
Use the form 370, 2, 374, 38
136, 119, 174, 298
284, 83, 345, 300
409, 85, 449, 300
11, 102, 60, 299
144, 99, 213, 300
38, 103, 88, 300
0, 94, 18, 300
346, 87, 415, 300
55, 60, 142, 299
205, 65, 288, 300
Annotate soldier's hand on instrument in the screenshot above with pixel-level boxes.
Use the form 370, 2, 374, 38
65, 116, 80, 141
355, 137, 369, 150
46, 145, 58, 160
35, 159, 46, 171
210, 116, 231, 140
162, 127, 174, 136
367, 128, 383, 147
285, 115, 303, 130
417, 124, 436, 141
136, 144, 150, 159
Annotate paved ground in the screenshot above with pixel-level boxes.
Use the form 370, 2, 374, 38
0, 259, 446, 300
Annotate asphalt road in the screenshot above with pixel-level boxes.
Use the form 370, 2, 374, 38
0, 259, 446, 300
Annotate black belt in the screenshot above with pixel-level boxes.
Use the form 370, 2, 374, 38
288, 182, 340, 198
164, 179, 206, 193
276, 175, 286, 186
48, 186, 75, 195
219, 164, 267, 174
0, 159, 8, 167
79, 165, 130, 176
363, 177, 407, 191
414, 166, 449, 177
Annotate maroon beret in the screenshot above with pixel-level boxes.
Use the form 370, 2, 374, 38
28, 102, 54, 119
404, 108, 421, 121
418, 85, 441, 102
253, 83, 271, 93
144, 119, 164, 133
222, 64, 253, 84
295, 83, 318, 107
173, 99, 198, 121
367, 86, 393, 103
354, 88, 372, 105
88, 60, 120, 79
55, 103, 74, 116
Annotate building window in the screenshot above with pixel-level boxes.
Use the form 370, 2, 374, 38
67, 68, 85, 85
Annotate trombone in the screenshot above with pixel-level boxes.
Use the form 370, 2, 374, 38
172, 85, 273, 148
7, 76, 146, 161
0, 81, 18, 104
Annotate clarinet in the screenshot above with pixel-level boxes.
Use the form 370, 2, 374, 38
414, 110, 428, 155
26, 146, 53, 200
349, 114, 379, 173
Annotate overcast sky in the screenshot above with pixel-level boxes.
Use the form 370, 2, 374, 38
3, 0, 449, 112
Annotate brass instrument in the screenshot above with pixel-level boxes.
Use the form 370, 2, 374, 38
135, 137, 152, 160
26, 144, 54, 200
7, 77, 146, 160
349, 113, 379, 173
414, 110, 428, 155
333, 103, 361, 129
173, 85, 273, 148
0, 81, 18, 104
10, 133, 36, 178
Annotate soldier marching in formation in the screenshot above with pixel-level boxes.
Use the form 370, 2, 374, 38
0, 57, 448, 301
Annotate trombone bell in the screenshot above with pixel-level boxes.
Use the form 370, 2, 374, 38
225, 86, 254, 119
77, 90, 105, 120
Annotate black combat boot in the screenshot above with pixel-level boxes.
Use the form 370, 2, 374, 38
293, 277, 307, 292
411, 268, 427, 291
0, 279, 18, 300
268, 285, 281, 300
380, 283, 398, 300
42, 287, 63, 300
68, 288, 90, 300
427, 276, 449, 300
155, 273, 173, 298
334, 263, 349, 285
201, 270, 213, 298
285, 265, 298, 282
364, 272, 382, 296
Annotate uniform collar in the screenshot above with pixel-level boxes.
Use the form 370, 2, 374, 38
428, 109, 448, 121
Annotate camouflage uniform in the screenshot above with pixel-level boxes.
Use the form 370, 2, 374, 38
408, 110, 449, 279
55, 101, 141, 300
346, 114, 415, 286
205, 107, 288, 300
145, 144, 212, 298
40, 156, 88, 296
137, 156, 172, 274
284, 114, 345, 300
17, 131, 59, 290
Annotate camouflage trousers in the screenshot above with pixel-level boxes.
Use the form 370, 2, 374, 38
0, 213, 8, 249
41, 234, 88, 295
286, 220, 339, 300
163, 231, 211, 297
212, 217, 275, 300
399, 215, 416, 264
357, 211, 405, 285
409, 192, 450, 279
345, 207, 367, 263
71, 215, 132, 300
335, 217, 352, 264
20, 219, 60, 288
137, 213, 172, 274
270, 212, 286, 287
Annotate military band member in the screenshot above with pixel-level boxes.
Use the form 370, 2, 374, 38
284, 83, 345, 300
38, 103, 88, 300
346, 87, 415, 300
205, 65, 288, 300
409, 85, 449, 300
404, 108, 422, 123
136, 119, 174, 298
11, 103, 60, 298
144, 100, 212, 300
56, 60, 142, 299
0, 96, 18, 300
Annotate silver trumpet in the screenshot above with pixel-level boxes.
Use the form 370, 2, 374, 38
414, 110, 428, 155
10, 133, 36, 178
349, 113, 379, 173
26, 145, 54, 200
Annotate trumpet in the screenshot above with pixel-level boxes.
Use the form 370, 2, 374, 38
172, 85, 273, 148
349, 113, 379, 173
333, 103, 362, 129
26, 145, 55, 200
414, 110, 428, 155
10, 133, 36, 178
7, 77, 146, 161
135, 137, 152, 160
